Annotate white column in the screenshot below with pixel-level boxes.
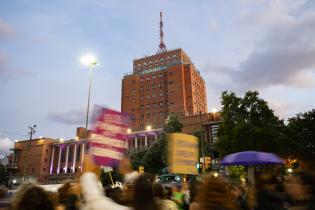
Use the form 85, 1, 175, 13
57, 146, 62, 174
145, 135, 148, 147
50, 146, 55, 174
134, 137, 138, 149
80, 143, 85, 171
72, 144, 77, 173
65, 146, 69, 173
155, 134, 158, 141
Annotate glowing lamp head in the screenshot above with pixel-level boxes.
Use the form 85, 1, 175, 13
213, 172, 219, 178
146, 125, 152, 131
127, 128, 132, 134
80, 54, 98, 66
287, 168, 293, 173
59, 138, 64, 143
212, 108, 217, 113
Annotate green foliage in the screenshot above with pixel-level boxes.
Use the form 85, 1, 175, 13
192, 130, 212, 157
0, 164, 9, 186
129, 113, 183, 174
216, 91, 285, 157
285, 109, 315, 169
228, 165, 245, 180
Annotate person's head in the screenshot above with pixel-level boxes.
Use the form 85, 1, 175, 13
165, 187, 173, 199
10, 183, 54, 210
152, 183, 164, 199
58, 182, 79, 210
134, 173, 158, 210
255, 174, 277, 191
189, 180, 200, 203
196, 174, 237, 210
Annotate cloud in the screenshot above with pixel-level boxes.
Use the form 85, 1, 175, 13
205, 0, 315, 91
0, 18, 15, 39
47, 109, 85, 125
0, 52, 35, 82
0, 137, 14, 157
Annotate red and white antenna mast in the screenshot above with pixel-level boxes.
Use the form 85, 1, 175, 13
158, 11, 167, 53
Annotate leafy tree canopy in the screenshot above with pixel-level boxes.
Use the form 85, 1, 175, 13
216, 91, 285, 157
285, 109, 315, 168
129, 113, 183, 174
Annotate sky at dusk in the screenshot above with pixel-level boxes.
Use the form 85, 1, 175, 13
1, 0, 315, 156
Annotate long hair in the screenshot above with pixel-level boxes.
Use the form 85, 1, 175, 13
10, 183, 54, 210
133, 173, 159, 210
196, 174, 237, 210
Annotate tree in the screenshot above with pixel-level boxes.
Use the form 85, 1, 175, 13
129, 113, 183, 174
285, 109, 315, 169
216, 91, 285, 157
0, 164, 9, 186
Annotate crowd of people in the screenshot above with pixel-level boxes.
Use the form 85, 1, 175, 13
1, 155, 315, 210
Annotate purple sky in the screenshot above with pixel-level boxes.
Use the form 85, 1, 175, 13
1, 0, 315, 157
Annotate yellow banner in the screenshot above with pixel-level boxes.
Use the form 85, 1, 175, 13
168, 133, 198, 175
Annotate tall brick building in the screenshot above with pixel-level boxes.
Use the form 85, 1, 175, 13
122, 48, 208, 131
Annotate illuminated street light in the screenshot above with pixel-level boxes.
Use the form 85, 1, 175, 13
127, 128, 132, 134
91, 134, 96, 138
59, 138, 64, 143
213, 172, 219, 177
212, 108, 217, 121
80, 54, 98, 66
80, 54, 98, 139
75, 136, 79, 140
146, 125, 152, 131
287, 168, 293, 173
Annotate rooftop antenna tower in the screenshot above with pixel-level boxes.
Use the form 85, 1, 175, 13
158, 11, 167, 53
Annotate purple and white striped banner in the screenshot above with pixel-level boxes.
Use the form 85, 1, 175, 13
90, 107, 130, 167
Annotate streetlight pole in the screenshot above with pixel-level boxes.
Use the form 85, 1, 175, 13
199, 111, 206, 172
85, 64, 94, 134
80, 54, 98, 137
23, 125, 36, 182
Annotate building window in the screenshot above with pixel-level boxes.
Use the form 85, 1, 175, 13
152, 75, 156, 79
146, 95, 150, 99
32, 168, 34, 173
147, 104, 150, 110
152, 112, 157, 117
160, 112, 164, 117
140, 105, 144, 110
131, 108, 135, 112
141, 114, 144, 119
140, 96, 144, 100
159, 102, 163, 107
153, 103, 157, 109
159, 92, 164, 96
44, 158, 47, 163
43, 168, 46, 172
153, 93, 156, 98
169, 72, 173, 75
146, 77, 150, 81
140, 87, 143, 92
152, 84, 156, 89
169, 81, 173, 85
147, 113, 150, 118
159, 74, 163, 78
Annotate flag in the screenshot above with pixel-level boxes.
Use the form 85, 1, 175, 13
90, 106, 130, 166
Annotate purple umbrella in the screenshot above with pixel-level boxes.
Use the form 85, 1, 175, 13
220, 151, 283, 166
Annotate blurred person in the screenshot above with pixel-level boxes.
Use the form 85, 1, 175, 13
172, 185, 185, 210
0, 186, 9, 210
9, 183, 54, 210
133, 174, 159, 210
58, 181, 79, 210
195, 174, 238, 210
189, 181, 201, 210
80, 154, 131, 210
254, 174, 286, 210
105, 187, 123, 204
298, 171, 315, 210
153, 183, 177, 210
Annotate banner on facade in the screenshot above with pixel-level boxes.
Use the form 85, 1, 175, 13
168, 133, 199, 175
90, 106, 130, 167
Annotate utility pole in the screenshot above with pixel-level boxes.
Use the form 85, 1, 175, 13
23, 125, 36, 182
199, 111, 206, 172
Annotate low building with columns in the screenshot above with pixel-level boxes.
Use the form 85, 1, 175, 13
127, 128, 162, 150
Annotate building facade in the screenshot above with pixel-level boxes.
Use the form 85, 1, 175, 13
122, 48, 208, 131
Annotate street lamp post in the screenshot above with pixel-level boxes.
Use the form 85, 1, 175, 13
199, 111, 206, 172
80, 54, 98, 137
23, 124, 36, 182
